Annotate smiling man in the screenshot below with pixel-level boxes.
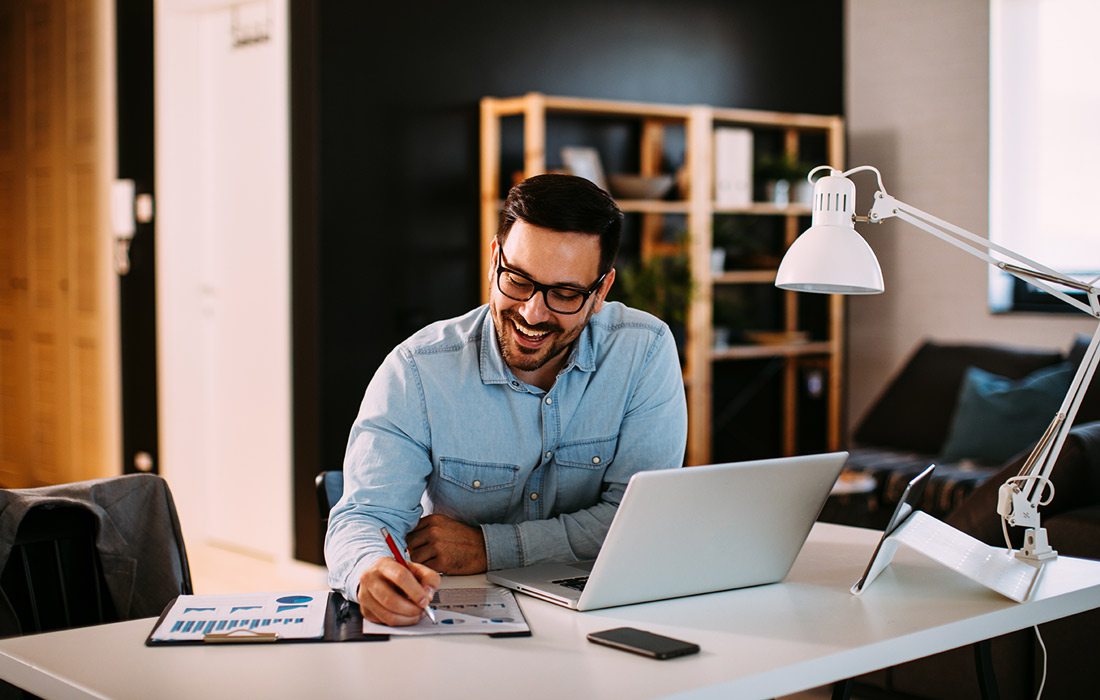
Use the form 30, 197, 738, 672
325, 174, 688, 625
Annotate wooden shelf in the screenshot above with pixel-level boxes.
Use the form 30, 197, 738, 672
617, 199, 691, 214
713, 202, 812, 216
711, 342, 833, 361
713, 270, 776, 284
480, 92, 846, 465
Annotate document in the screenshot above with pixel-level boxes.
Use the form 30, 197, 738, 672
361, 586, 530, 636
149, 590, 330, 642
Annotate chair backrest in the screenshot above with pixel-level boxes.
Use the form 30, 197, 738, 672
0, 505, 118, 637
0, 473, 192, 640
315, 470, 344, 532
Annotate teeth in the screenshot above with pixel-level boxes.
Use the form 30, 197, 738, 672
513, 320, 548, 339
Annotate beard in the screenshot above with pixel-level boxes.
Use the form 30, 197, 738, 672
492, 304, 592, 374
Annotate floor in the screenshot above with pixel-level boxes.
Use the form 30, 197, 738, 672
185, 540, 847, 699
186, 539, 329, 594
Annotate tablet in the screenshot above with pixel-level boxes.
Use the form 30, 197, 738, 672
851, 463, 935, 594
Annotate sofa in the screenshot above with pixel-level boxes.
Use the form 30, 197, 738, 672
821, 334, 1100, 531
823, 335, 1100, 699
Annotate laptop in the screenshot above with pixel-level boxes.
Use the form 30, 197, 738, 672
487, 451, 848, 611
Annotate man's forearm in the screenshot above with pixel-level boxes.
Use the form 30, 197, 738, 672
480, 498, 620, 570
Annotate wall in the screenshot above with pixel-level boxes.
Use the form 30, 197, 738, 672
156, 0, 292, 562
844, 0, 1095, 429
303, 2, 846, 543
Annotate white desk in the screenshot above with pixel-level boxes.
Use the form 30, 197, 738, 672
1, 523, 1099, 700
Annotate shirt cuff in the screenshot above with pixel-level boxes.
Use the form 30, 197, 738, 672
481, 523, 523, 570
339, 552, 381, 603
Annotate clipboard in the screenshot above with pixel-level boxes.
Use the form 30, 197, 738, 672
145, 588, 533, 646
145, 591, 388, 646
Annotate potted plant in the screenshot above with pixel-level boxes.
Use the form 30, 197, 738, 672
755, 154, 814, 205
609, 253, 694, 363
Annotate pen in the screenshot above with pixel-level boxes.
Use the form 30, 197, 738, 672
380, 526, 437, 623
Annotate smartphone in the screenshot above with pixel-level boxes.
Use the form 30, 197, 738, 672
586, 627, 700, 660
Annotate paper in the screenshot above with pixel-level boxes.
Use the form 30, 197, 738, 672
361, 586, 529, 636
150, 590, 330, 642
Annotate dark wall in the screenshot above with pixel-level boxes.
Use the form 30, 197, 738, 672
293, 0, 844, 561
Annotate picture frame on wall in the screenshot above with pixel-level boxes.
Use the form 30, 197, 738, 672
561, 146, 607, 191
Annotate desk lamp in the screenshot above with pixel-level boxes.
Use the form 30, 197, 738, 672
776, 165, 1100, 568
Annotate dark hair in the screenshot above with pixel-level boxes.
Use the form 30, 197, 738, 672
496, 173, 623, 275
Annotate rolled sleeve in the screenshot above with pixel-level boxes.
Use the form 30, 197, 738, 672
324, 347, 433, 601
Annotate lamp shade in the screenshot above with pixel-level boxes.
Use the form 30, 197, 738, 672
775, 170, 885, 295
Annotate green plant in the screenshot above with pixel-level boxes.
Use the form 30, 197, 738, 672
610, 253, 694, 327
755, 153, 812, 183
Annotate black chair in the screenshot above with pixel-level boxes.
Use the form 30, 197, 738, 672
315, 470, 344, 533
0, 474, 192, 639
0, 505, 117, 637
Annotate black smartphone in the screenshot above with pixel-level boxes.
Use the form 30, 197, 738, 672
587, 627, 700, 660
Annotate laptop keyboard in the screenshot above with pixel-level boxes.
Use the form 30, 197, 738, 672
552, 576, 589, 592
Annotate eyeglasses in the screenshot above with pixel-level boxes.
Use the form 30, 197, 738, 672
495, 249, 607, 315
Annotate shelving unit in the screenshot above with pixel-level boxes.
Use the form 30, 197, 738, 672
480, 93, 845, 465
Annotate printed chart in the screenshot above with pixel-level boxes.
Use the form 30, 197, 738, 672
361, 586, 529, 636
150, 591, 330, 642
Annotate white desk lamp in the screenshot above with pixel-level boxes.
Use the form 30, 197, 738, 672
776, 166, 1100, 593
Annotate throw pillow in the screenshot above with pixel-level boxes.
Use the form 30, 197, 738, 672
940, 362, 1075, 465
853, 340, 1064, 455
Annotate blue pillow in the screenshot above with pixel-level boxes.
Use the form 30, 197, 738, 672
940, 362, 1075, 465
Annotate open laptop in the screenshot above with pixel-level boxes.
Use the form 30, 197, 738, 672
487, 451, 848, 611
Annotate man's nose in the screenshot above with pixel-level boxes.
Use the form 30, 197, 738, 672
518, 292, 552, 324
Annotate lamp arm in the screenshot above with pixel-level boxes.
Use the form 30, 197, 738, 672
869, 194, 1099, 316
864, 189, 1100, 542
1006, 323, 1100, 517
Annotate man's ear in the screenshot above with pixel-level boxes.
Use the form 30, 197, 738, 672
592, 267, 616, 314
488, 239, 499, 283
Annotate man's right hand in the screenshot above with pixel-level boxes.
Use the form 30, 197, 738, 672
357, 557, 441, 626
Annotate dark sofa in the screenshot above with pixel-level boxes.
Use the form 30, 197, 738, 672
829, 336, 1100, 699
825, 335, 1100, 530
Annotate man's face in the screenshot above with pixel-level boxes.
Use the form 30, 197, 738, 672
489, 220, 614, 378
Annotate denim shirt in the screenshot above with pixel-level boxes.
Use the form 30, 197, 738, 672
325, 301, 688, 601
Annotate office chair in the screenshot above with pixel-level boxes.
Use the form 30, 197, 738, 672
0, 474, 192, 639
315, 470, 344, 533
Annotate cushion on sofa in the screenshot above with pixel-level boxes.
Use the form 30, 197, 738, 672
940, 362, 1075, 465
853, 340, 1065, 455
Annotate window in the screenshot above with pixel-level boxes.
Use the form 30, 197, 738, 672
989, 0, 1100, 312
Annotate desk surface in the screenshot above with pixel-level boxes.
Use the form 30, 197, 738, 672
2, 522, 1099, 700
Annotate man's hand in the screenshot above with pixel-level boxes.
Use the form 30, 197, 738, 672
407, 514, 488, 574
357, 557, 441, 626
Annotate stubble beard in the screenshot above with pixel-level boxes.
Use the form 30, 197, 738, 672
492, 304, 590, 373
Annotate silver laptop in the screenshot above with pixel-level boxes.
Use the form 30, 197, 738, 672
487, 451, 848, 611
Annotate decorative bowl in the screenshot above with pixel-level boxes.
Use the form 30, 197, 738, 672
608, 174, 675, 200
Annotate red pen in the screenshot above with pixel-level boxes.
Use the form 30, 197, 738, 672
380, 527, 437, 622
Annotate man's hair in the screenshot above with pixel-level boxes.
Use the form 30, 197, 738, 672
496, 173, 623, 276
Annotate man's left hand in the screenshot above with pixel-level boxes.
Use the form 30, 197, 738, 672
407, 514, 488, 574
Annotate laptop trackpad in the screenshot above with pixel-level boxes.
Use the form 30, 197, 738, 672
570, 560, 596, 573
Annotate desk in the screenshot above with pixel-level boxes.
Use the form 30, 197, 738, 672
1, 523, 1099, 700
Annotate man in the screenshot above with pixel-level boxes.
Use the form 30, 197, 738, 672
326, 173, 688, 625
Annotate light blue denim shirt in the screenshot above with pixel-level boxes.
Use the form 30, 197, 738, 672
325, 301, 688, 601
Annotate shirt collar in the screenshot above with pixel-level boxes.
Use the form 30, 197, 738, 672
478, 306, 597, 386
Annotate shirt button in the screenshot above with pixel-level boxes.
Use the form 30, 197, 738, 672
592, 456, 601, 465
530, 492, 539, 501
545, 451, 553, 460
544, 397, 553, 405
472, 480, 481, 489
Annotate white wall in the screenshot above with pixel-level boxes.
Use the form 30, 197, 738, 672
155, 0, 292, 562
844, 0, 1095, 430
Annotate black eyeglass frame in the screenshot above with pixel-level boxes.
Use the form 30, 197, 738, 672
495, 248, 608, 315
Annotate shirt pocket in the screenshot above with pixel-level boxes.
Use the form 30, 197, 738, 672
431, 457, 519, 523
553, 435, 618, 513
